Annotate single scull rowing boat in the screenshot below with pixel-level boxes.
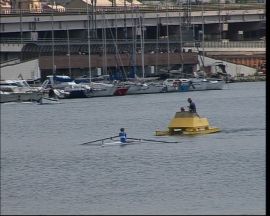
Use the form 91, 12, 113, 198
101, 140, 143, 147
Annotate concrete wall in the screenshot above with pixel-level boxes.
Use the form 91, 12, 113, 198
198, 55, 257, 77
0, 59, 41, 80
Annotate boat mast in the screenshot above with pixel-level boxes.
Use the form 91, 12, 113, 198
218, 0, 222, 41
201, 3, 205, 69
196, 3, 206, 78
179, 11, 184, 78
108, 15, 127, 80
155, 12, 159, 74
67, 26, 71, 77
102, 11, 107, 75
131, 3, 137, 78
140, 15, 145, 78
86, 0, 92, 82
19, 1, 23, 60
50, 0, 55, 74
166, 0, 170, 72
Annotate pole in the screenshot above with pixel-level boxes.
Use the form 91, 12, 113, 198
132, 3, 137, 77
166, 0, 170, 72
155, 12, 159, 74
86, 0, 92, 82
102, 11, 107, 75
67, 27, 71, 77
218, 0, 222, 41
19, 0, 23, 60
179, 12, 184, 77
50, 0, 55, 74
201, 3, 205, 68
124, 0, 127, 40
140, 16, 145, 78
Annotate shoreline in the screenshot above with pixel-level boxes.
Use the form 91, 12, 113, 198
229, 75, 266, 83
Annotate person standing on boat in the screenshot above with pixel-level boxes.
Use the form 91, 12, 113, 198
119, 128, 127, 143
187, 98, 196, 113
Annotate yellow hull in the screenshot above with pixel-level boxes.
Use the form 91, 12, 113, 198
155, 127, 220, 136
155, 111, 221, 136
182, 127, 220, 135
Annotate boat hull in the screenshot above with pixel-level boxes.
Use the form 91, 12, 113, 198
91, 86, 117, 97
206, 80, 225, 90
101, 140, 142, 146
0, 91, 43, 103
0, 92, 19, 103
65, 89, 93, 98
179, 78, 225, 91
155, 127, 220, 136
114, 87, 129, 96
155, 111, 220, 136
127, 83, 165, 94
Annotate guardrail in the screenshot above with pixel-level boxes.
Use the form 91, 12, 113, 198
198, 40, 265, 48
0, 39, 265, 48
0, 3, 265, 16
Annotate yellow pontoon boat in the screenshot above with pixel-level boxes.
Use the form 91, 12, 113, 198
155, 111, 220, 136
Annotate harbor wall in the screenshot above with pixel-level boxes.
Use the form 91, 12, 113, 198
0, 59, 41, 81
199, 55, 257, 77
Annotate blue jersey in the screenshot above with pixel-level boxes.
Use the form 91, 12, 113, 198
119, 131, 127, 143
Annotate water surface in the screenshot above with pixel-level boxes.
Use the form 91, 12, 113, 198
1, 82, 265, 215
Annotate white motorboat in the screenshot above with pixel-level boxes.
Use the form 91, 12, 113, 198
42, 75, 94, 98
0, 80, 43, 103
205, 78, 225, 90
0, 90, 19, 103
179, 78, 225, 91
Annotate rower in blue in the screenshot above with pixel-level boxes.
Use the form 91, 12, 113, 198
119, 128, 127, 143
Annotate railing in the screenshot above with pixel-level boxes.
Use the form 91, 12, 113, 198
196, 40, 266, 48
0, 38, 265, 49
0, 3, 265, 16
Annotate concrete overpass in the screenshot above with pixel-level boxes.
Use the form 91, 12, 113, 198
0, 4, 265, 78
0, 5, 265, 42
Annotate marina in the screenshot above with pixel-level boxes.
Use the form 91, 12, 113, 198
0, 75, 264, 103
0, 0, 266, 215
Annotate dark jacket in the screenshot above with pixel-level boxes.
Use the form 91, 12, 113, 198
189, 101, 196, 113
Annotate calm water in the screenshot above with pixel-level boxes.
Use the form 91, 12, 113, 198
1, 82, 265, 215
